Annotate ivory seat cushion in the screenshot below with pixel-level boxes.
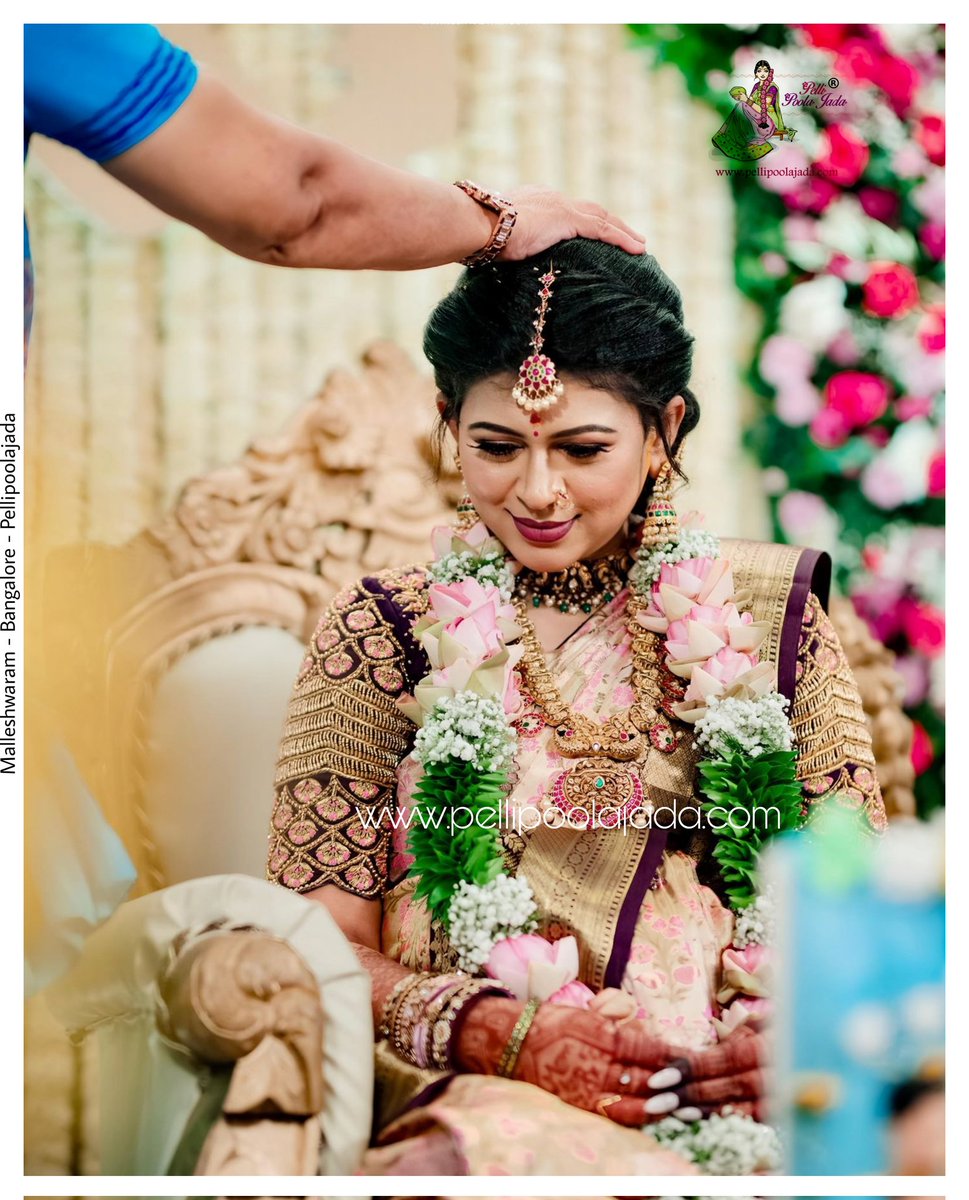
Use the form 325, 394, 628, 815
142, 625, 305, 883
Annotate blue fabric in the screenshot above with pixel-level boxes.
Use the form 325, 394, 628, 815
24, 24, 198, 163
23, 24, 197, 273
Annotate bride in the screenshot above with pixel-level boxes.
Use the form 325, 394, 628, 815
267, 238, 885, 1174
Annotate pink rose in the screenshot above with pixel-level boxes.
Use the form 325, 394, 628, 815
776, 382, 822, 426
895, 395, 935, 422
918, 305, 945, 354
911, 721, 935, 776
485, 933, 581, 1002
916, 114, 945, 166
824, 371, 893, 428
834, 35, 881, 85
900, 598, 945, 658
809, 406, 853, 449
826, 328, 862, 367
920, 222, 945, 260
758, 334, 815, 388
798, 24, 852, 51
815, 125, 870, 188
863, 262, 920, 319
872, 53, 920, 116
784, 174, 839, 215
858, 185, 901, 225
928, 451, 945, 498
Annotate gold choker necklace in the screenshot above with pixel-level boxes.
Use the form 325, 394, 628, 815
512, 549, 634, 614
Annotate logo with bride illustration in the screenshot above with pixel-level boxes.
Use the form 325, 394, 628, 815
713, 58, 797, 161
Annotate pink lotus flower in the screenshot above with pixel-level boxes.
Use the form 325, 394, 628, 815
486, 933, 583, 1002
548, 979, 596, 1008
815, 125, 870, 188
718, 943, 772, 1004
863, 262, 920, 319
714, 997, 773, 1039
916, 114, 945, 166
683, 647, 758, 704
824, 370, 893, 428
430, 520, 494, 561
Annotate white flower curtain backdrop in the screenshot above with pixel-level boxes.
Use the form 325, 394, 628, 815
25, 23, 756, 554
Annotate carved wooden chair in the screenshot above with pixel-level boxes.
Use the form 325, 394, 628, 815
39, 341, 462, 1176
36, 340, 914, 1176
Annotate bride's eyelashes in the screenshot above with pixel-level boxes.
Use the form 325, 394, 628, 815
471, 440, 611, 460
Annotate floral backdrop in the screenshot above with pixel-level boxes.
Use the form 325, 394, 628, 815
628, 23, 945, 815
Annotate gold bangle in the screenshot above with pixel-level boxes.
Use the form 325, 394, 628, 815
496, 998, 541, 1079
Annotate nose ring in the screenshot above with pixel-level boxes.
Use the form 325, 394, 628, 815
554, 489, 570, 510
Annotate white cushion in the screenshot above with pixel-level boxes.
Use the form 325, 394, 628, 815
142, 626, 305, 883
44, 874, 373, 1175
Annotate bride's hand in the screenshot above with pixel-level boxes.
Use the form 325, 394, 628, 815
666, 1026, 769, 1122
453, 997, 690, 1128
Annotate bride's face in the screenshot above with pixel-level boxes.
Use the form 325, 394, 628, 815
449, 374, 682, 572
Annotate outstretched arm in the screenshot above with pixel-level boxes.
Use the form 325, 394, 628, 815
104, 71, 646, 270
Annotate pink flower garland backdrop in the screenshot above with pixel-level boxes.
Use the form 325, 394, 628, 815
629, 23, 945, 813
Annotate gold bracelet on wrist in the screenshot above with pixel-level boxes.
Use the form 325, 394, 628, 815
454, 179, 518, 267
496, 997, 541, 1079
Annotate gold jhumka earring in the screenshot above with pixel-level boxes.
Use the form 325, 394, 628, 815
639, 460, 680, 549
453, 451, 479, 530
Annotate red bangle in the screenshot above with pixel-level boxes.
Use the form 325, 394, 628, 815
454, 180, 518, 267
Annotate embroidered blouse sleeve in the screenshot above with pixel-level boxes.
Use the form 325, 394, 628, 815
267, 571, 428, 899
791, 591, 887, 832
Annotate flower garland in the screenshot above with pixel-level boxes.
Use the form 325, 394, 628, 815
398, 514, 790, 1155
399, 514, 800, 972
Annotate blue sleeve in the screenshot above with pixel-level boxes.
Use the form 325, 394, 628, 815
24, 24, 198, 162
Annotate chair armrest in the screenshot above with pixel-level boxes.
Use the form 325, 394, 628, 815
44, 874, 373, 1175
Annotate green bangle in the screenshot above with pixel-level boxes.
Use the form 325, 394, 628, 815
496, 998, 541, 1079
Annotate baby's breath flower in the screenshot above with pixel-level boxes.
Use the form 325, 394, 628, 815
695, 692, 794, 760
428, 550, 514, 600
414, 692, 516, 772
733, 887, 775, 947
447, 874, 539, 972
629, 528, 722, 593
651, 1109, 782, 1175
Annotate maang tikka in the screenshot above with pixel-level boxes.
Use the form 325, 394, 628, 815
512, 267, 565, 413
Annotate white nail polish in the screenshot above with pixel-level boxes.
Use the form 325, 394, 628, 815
644, 1091, 680, 1115
646, 1066, 683, 1089
674, 1106, 702, 1121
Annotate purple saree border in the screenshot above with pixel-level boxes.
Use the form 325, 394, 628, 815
777, 548, 831, 705
604, 827, 669, 989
